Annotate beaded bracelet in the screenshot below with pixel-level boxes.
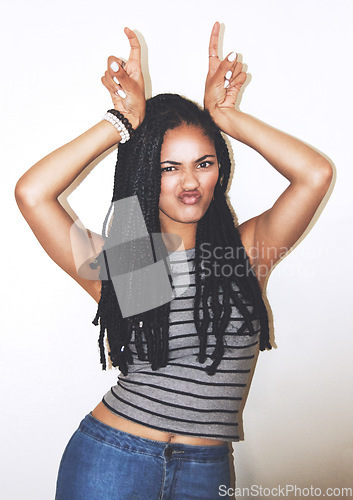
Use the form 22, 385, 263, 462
108, 109, 134, 136
103, 109, 134, 144
103, 111, 130, 143
103, 112, 129, 143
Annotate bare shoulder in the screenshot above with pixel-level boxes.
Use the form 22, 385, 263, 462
237, 217, 257, 267
83, 229, 105, 303
237, 216, 267, 292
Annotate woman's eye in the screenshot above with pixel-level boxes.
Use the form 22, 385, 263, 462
198, 161, 212, 169
161, 166, 176, 172
161, 162, 214, 172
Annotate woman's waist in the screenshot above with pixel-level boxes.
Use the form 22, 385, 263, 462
91, 401, 227, 446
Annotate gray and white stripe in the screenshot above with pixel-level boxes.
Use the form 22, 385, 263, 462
103, 247, 260, 442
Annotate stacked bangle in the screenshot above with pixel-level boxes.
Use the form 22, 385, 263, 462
103, 109, 135, 144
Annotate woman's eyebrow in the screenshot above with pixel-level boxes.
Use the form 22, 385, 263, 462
160, 154, 216, 165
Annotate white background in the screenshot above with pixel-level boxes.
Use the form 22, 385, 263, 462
1, 0, 352, 498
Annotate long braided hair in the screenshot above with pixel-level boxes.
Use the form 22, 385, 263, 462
91, 93, 271, 376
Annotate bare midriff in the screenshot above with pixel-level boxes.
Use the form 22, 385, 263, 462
91, 401, 227, 446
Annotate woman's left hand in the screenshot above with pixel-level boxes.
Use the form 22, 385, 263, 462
204, 22, 247, 118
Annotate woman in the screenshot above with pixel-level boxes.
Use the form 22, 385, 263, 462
15, 23, 333, 500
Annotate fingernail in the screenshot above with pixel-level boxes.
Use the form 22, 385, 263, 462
224, 80, 229, 89
113, 76, 120, 85
110, 61, 119, 72
227, 52, 237, 62
118, 89, 126, 98
225, 70, 232, 80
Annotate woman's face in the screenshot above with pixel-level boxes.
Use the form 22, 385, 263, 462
159, 124, 219, 226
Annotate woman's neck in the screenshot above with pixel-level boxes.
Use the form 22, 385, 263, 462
159, 215, 197, 251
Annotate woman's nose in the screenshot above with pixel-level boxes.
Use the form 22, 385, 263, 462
180, 170, 200, 190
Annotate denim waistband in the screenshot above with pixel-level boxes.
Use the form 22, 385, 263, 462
79, 413, 229, 460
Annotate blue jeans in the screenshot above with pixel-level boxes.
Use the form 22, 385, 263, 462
55, 413, 232, 499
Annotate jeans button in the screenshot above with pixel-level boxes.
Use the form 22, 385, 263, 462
164, 445, 173, 458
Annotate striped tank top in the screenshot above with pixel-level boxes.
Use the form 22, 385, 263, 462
102, 247, 260, 442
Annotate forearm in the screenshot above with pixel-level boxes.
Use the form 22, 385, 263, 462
15, 120, 120, 204
214, 108, 331, 184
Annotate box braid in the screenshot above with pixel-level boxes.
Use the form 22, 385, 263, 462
91, 94, 272, 376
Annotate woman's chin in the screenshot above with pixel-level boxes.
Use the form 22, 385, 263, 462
175, 206, 206, 223
160, 201, 210, 224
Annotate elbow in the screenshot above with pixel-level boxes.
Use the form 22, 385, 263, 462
14, 178, 40, 209
319, 159, 334, 183
14, 179, 26, 206
307, 158, 334, 192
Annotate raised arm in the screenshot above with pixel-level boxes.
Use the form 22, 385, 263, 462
204, 22, 333, 291
14, 27, 146, 303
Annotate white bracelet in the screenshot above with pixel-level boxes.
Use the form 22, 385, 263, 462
103, 112, 130, 143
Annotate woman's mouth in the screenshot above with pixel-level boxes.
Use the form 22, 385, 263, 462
178, 191, 201, 205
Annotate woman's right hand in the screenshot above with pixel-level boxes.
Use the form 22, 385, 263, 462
102, 27, 146, 130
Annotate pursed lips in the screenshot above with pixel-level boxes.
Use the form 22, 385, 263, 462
178, 191, 202, 205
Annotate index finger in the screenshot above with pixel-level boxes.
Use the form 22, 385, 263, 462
124, 27, 141, 63
208, 22, 220, 75
208, 21, 220, 57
